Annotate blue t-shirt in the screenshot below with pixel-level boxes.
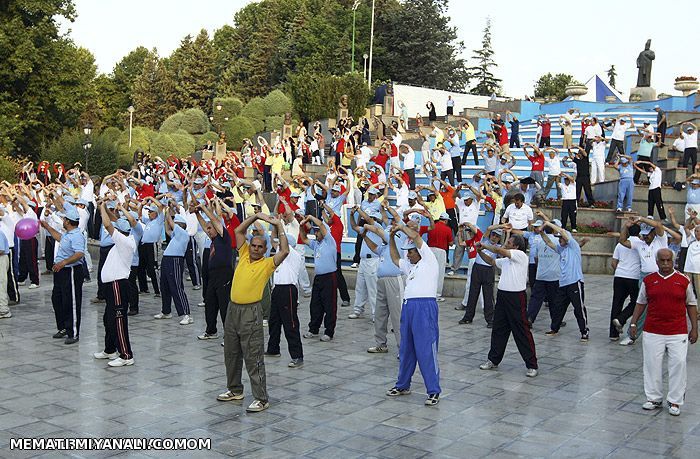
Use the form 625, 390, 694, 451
130, 223, 143, 266
637, 139, 654, 159
523, 231, 539, 264
141, 212, 164, 244
99, 225, 113, 247
0, 231, 9, 254
687, 187, 700, 205
509, 120, 520, 136
56, 228, 85, 267
376, 232, 403, 278
533, 234, 560, 282
163, 224, 189, 257
361, 199, 381, 214
360, 223, 385, 258
326, 194, 346, 215
308, 224, 337, 275
448, 142, 462, 158
556, 232, 584, 286
618, 163, 634, 180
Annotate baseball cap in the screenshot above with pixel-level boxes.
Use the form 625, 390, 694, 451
492, 229, 504, 236
654, 105, 660, 109
77, 199, 89, 206
106, 201, 117, 210
427, 189, 436, 196
687, 126, 695, 132
438, 212, 450, 220
639, 223, 654, 235
193, 178, 204, 185
620, 156, 629, 163
367, 210, 382, 220
331, 184, 342, 192
551, 219, 562, 227
408, 191, 417, 199
173, 214, 187, 224
147, 204, 158, 212
691, 179, 700, 185
532, 219, 544, 227
368, 188, 381, 195
114, 218, 131, 233
60, 208, 80, 222
290, 192, 301, 198
462, 191, 474, 200
63, 195, 76, 204
402, 240, 417, 250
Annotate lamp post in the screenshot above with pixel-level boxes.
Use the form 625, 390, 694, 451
363, 53, 369, 80
351, 0, 360, 72
127, 105, 135, 147
367, 0, 375, 89
82, 123, 92, 173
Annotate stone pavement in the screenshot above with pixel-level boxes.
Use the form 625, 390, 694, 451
0, 273, 699, 458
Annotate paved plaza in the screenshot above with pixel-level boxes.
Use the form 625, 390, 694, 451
1, 272, 699, 458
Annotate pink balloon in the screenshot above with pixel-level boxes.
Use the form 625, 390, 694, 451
15, 218, 40, 240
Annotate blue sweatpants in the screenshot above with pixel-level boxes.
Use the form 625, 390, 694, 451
617, 178, 634, 210
395, 298, 441, 395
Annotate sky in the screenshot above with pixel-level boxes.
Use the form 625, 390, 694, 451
60, 0, 699, 98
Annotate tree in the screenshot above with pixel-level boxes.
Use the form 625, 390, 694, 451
468, 18, 501, 96
169, 31, 216, 111
288, 71, 369, 122
607, 65, 617, 89
533, 73, 578, 101
131, 50, 162, 129
105, 46, 151, 126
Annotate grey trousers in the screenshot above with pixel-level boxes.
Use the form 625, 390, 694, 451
431, 247, 447, 297
224, 301, 268, 402
375, 276, 403, 347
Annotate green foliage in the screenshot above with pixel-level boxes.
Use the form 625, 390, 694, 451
169, 132, 196, 158
160, 109, 209, 134
150, 133, 178, 157
264, 115, 285, 132
213, 97, 244, 117
222, 117, 256, 150
534, 73, 577, 101
169, 30, 216, 112
468, 18, 501, 96
241, 98, 266, 133
197, 132, 219, 146
262, 90, 293, 116
0, 156, 20, 182
101, 127, 122, 145
288, 71, 369, 121
115, 127, 152, 166
40, 130, 119, 178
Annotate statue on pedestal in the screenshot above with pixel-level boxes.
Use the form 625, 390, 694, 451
636, 39, 655, 87
282, 112, 293, 139
338, 95, 349, 120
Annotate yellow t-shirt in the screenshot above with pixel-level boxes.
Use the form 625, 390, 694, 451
462, 124, 476, 142
230, 242, 276, 304
424, 195, 446, 220
271, 155, 285, 174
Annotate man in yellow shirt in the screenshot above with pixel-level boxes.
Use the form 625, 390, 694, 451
217, 212, 289, 413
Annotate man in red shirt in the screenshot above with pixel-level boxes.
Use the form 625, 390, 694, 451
321, 202, 350, 306
630, 248, 698, 416
539, 116, 552, 147
523, 143, 545, 188
420, 212, 453, 301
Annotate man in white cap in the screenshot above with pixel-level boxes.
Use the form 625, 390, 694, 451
93, 205, 137, 367
679, 122, 697, 174
348, 207, 383, 319
153, 212, 192, 325
385, 222, 441, 406
137, 199, 163, 297
40, 207, 85, 344
420, 211, 453, 301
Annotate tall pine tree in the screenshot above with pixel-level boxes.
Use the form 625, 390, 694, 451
468, 18, 501, 96
170, 31, 216, 111
131, 50, 161, 129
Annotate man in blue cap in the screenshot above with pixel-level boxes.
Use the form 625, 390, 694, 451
138, 198, 164, 297
93, 204, 137, 367
154, 211, 192, 325
608, 154, 635, 212
40, 207, 85, 344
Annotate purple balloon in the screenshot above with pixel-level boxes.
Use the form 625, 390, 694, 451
15, 218, 40, 240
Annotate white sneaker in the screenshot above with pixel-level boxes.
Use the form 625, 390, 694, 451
447, 270, 455, 276
479, 360, 498, 370
107, 357, 134, 367
302, 332, 318, 339
526, 368, 538, 377
350, 263, 358, 268
0, 312, 11, 319
642, 400, 662, 410
619, 337, 634, 346
436, 297, 446, 303
193, 285, 201, 290
197, 332, 219, 340
197, 301, 205, 307
320, 334, 332, 342
179, 315, 193, 325
28, 284, 39, 289
262, 319, 268, 327
348, 313, 363, 319
93, 351, 118, 360
303, 291, 311, 298
153, 313, 172, 319
668, 403, 681, 416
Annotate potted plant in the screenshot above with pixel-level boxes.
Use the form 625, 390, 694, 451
674, 76, 699, 96
565, 80, 588, 100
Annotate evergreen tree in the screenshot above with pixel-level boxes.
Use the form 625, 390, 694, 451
131, 50, 161, 129
467, 18, 501, 96
607, 65, 617, 89
170, 31, 217, 111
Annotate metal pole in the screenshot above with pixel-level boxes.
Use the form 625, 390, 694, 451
367, 0, 375, 89
351, 7, 357, 72
128, 110, 133, 147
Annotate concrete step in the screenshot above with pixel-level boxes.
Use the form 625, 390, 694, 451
535, 205, 634, 233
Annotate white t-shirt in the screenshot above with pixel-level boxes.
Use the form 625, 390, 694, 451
613, 240, 641, 280
545, 155, 561, 176
439, 152, 453, 171
502, 203, 533, 230
274, 246, 302, 285
80, 180, 95, 203
684, 238, 700, 274
0, 210, 20, 248
283, 218, 300, 241
611, 122, 630, 141
77, 207, 89, 232
584, 124, 602, 139
673, 138, 686, 152
456, 198, 479, 225
402, 147, 416, 170
684, 131, 698, 150
357, 146, 373, 169
590, 140, 606, 159
631, 234, 668, 274
495, 249, 529, 292
648, 167, 662, 190
484, 153, 498, 173
559, 181, 576, 200
395, 184, 409, 209
101, 231, 136, 283
399, 242, 439, 298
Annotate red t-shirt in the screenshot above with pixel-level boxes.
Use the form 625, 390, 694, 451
224, 214, 240, 249
420, 222, 454, 251
137, 184, 155, 200
374, 151, 389, 169
390, 143, 399, 158
642, 271, 692, 335
498, 125, 509, 146
329, 214, 343, 252
276, 187, 299, 215
465, 228, 483, 259
529, 154, 545, 171
541, 121, 551, 137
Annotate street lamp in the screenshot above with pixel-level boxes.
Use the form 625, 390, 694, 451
216, 103, 223, 111
368, 0, 375, 89
351, 0, 361, 72
127, 105, 135, 147
363, 53, 369, 80
83, 123, 92, 173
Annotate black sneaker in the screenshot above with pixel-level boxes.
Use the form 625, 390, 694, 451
454, 304, 466, 311
545, 330, 558, 336
386, 387, 411, 396
486, 323, 493, 329
64, 337, 79, 345
53, 329, 67, 339
458, 319, 472, 325
127, 310, 138, 316
264, 352, 281, 357
580, 332, 589, 342
425, 393, 440, 406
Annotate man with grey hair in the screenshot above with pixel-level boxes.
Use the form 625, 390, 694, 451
630, 248, 697, 416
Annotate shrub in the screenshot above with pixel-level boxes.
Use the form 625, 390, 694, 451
40, 130, 119, 178
159, 112, 184, 133
262, 89, 292, 116
264, 115, 285, 133
160, 108, 209, 135
241, 97, 265, 120
221, 116, 256, 150
213, 97, 244, 118
170, 132, 196, 158
287, 71, 370, 121
150, 133, 178, 157
0, 155, 20, 182
197, 131, 219, 147
115, 126, 153, 166
101, 126, 122, 145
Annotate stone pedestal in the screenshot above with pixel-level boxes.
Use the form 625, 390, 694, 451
383, 95, 394, 116
282, 124, 292, 139
337, 108, 349, 120
215, 142, 227, 158
629, 86, 657, 102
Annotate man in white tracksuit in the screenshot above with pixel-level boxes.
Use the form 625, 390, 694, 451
348, 207, 381, 320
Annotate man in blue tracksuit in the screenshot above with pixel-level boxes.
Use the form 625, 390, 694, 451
526, 219, 561, 325
384, 222, 441, 407
611, 155, 635, 212
153, 213, 192, 325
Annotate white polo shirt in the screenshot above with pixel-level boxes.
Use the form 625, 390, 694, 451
502, 203, 533, 230
559, 181, 576, 200
101, 230, 136, 283
647, 167, 662, 190
546, 155, 561, 176
402, 147, 416, 170
400, 241, 438, 299
495, 249, 529, 291
631, 234, 668, 274
611, 122, 630, 141
612, 240, 641, 280
684, 131, 698, 149
0, 210, 20, 248
273, 246, 302, 285
456, 198, 479, 225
